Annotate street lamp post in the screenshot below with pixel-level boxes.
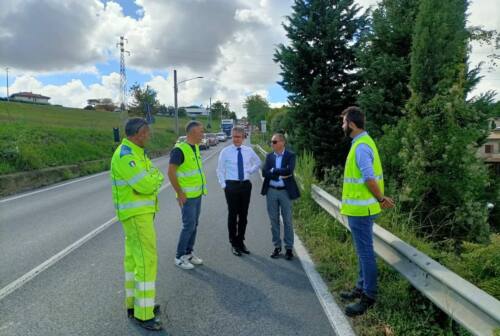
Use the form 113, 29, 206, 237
173, 69, 203, 135
5, 67, 9, 101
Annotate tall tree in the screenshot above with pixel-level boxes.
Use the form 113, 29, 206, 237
243, 94, 270, 125
211, 100, 231, 120
400, 0, 491, 243
274, 0, 368, 172
129, 83, 160, 117
357, 0, 420, 139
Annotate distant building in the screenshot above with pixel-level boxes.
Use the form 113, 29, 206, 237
479, 118, 500, 175
10, 92, 50, 104
184, 106, 209, 117
86, 98, 117, 111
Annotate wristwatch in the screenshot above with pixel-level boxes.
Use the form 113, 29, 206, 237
377, 197, 384, 202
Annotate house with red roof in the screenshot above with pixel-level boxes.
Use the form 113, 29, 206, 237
10, 92, 50, 104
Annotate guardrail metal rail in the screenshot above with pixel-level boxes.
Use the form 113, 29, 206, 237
254, 144, 500, 336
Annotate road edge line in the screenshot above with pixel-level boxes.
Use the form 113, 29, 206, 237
254, 142, 356, 336
294, 235, 357, 336
0, 146, 223, 301
0, 217, 117, 301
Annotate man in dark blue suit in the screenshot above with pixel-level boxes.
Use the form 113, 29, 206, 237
261, 133, 300, 260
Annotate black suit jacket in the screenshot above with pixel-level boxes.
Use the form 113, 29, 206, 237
261, 149, 301, 200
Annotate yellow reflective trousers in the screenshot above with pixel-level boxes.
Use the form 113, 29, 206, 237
122, 213, 157, 321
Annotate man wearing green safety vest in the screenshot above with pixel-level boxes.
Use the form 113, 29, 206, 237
168, 121, 207, 270
339, 107, 395, 317
110, 118, 164, 331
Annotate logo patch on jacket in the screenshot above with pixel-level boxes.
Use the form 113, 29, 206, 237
120, 145, 132, 158
129, 160, 136, 167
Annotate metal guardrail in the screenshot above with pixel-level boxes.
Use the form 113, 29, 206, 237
254, 144, 500, 336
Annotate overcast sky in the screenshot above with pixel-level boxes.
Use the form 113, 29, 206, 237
0, 0, 498, 116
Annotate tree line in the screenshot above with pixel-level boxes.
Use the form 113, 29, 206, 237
262, 0, 500, 244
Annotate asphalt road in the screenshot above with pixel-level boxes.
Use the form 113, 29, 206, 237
0, 141, 336, 336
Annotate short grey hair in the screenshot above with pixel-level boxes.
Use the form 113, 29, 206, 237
125, 118, 148, 136
186, 120, 203, 134
232, 126, 245, 135
272, 133, 286, 143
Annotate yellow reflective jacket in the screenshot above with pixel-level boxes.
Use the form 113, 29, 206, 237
110, 138, 164, 221
175, 142, 207, 198
341, 133, 384, 217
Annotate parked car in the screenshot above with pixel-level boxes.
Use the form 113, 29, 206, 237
176, 136, 187, 144
199, 136, 209, 150
206, 133, 219, 146
216, 132, 227, 142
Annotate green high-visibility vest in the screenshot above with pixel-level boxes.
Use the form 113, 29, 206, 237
341, 133, 384, 217
175, 142, 207, 198
110, 139, 164, 221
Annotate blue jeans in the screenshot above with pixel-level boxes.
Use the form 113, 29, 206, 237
348, 215, 378, 299
176, 196, 202, 258
266, 188, 294, 249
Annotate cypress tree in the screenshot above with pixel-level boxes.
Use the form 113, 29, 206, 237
356, 0, 420, 139
400, 0, 491, 243
274, 0, 368, 172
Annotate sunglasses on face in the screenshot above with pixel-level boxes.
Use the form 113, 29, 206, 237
271, 140, 279, 144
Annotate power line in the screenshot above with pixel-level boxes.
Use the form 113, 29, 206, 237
117, 36, 130, 126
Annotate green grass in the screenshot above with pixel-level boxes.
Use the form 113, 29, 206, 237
0, 101, 220, 174
291, 153, 500, 336
294, 196, 474, 335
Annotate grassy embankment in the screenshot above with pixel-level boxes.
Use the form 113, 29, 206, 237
0, 101, 218, 175
252, 136, 500, 336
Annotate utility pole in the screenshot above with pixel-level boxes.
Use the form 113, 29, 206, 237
209, 96, 212, 129
5, 67, 9, 101
173, 70, 203, 136
174, 69, 178, 136
117, 36, 130, 129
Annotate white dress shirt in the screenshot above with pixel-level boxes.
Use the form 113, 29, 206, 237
217, 144, 262, 188
269, 150, 286, 188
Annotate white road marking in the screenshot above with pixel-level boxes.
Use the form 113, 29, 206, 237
255, 143, 356, 336
0, 147, 222, 301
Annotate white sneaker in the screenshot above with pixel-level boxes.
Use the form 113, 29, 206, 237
187, 253, 203, 265
175, 255, 194, 270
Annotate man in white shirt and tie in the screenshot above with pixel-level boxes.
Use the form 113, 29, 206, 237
216, 126, 261, 256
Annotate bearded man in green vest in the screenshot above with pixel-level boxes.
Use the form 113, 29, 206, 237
339, 106, 394, 317
110, 118, 164, 331
168, 121, 207, 270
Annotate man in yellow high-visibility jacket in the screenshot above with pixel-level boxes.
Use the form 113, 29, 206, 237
339, 106, 394, 317
168, 121, 207, 270
111, 118, 164, 331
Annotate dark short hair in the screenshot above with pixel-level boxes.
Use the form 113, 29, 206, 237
341, 106, 365, 129
186, 120, 203, 134
125, 118, 148, 137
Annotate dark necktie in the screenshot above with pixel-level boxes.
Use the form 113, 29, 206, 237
237, 147, 244, 181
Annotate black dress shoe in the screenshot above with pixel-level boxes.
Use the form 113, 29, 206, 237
285, 249, 294, 260
339, 287, 363, 301
345, 293, 375, 317
128, 304, 161, 319
231, 246, 242, 256
134, 316, 163, 331
239, 244, 250, 254
270, 247, 281, 258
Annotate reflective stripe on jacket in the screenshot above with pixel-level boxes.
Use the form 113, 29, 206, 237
111, 138, 164, 221
175, 142, 207, 198
341, 134, 384, 216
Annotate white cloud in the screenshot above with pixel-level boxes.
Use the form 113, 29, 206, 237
1, 72, 122, 108
270, 102, 288, 108
1, 0, 497, 117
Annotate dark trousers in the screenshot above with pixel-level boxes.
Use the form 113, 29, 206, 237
224, 180, 252, 247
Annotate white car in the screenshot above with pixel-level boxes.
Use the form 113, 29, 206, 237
216, 132, 227, 142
